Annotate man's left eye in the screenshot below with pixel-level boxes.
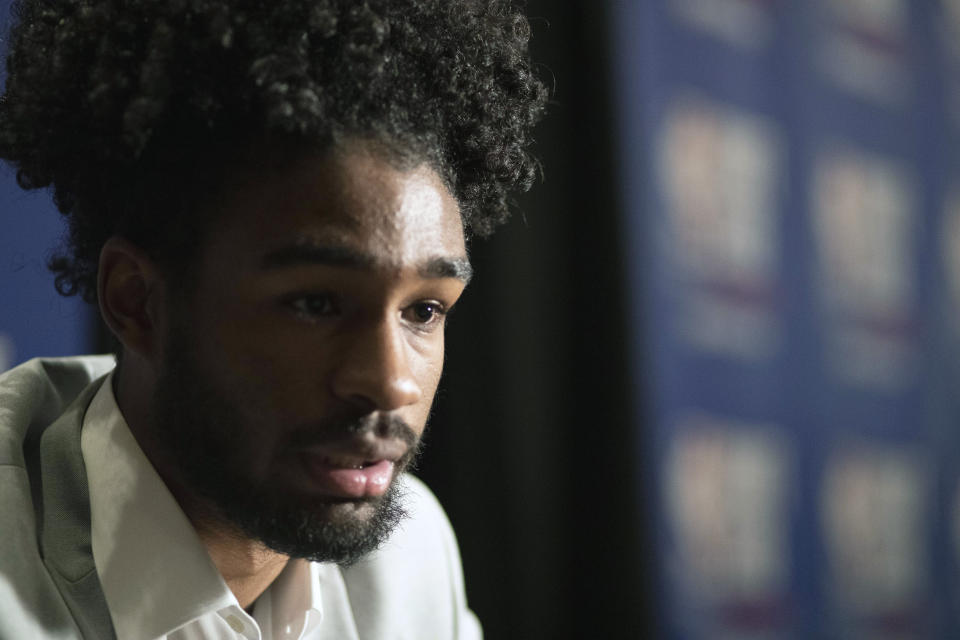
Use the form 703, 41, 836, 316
405, 302, 447, 326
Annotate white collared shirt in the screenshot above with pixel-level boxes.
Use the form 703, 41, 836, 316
1, 356, 481, 640
80, 374, 356, 640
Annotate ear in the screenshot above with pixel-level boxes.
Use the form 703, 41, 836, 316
97, 236, 165, 360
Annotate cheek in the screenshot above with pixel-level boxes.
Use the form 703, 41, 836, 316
410, 336, 446, 417
192, 305, 327, 426
223, 332, 335, 424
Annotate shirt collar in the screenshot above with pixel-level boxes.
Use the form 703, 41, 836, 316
254, 559, 325, 639
80, 373, 326, 640
81, 373, 236, 639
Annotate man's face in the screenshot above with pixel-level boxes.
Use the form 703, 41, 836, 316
150, 143, 469, 563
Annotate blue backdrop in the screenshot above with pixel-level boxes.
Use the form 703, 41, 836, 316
0, 0, 93, 371
614, 1, 960, 638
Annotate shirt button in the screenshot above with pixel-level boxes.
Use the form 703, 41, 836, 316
225, 614, 245, 633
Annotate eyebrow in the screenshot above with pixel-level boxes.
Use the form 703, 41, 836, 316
260, 243, 473, 283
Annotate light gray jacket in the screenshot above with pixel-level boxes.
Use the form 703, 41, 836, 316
0, 357, 481, 640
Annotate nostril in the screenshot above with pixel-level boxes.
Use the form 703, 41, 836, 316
374, 420, 392, 438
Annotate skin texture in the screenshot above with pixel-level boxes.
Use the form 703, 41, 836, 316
97, 143, 469, 608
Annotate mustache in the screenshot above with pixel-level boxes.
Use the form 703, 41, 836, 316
285, 412, 420, 451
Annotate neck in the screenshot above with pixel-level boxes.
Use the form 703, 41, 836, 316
150, 452, 291, 609
194, 522, 290, 610
114, 361, 289, 610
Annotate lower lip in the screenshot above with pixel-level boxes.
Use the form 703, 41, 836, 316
300, 455, 396, 498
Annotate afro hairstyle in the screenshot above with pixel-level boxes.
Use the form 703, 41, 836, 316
0, 0, 547, 301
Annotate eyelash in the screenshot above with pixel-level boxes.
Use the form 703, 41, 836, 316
285, 294, 449, 329
405, 301, 449, 329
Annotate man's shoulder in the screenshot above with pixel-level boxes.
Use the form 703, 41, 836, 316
338, 473, 479, 638
395, 473, 454, 538
1, 355, 116, 386
347, 473, 458, 577
0, 355, 115, 466
0, 355, 117, 639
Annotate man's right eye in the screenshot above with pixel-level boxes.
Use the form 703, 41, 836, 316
287, 294, 339, 319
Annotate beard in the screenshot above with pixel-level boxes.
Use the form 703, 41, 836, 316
151, 321, 422, 565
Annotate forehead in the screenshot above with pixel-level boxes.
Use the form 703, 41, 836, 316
204, 144, 466, 267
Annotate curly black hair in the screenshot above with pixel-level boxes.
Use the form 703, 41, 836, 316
0, 0, 546, 302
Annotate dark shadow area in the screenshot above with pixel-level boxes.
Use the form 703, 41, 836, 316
417, 2, 653, 637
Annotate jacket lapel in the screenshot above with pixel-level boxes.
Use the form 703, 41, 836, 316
39, 377, 117, 640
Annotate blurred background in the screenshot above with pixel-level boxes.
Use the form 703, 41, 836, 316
5, 0, 960, 638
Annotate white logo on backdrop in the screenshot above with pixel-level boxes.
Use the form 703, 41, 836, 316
659, 95, 783, 361
665, 413, 792, 610
940, 187, 960, 322
817, 0, 911, 107
821, 444, 928, 620
812, 145, 917, 389
0, 333, 13, 373
670, 0, 776, 50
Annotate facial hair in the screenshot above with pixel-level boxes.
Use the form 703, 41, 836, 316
151, 321, 422, 565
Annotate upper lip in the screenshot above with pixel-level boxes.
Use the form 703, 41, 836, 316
295, 436, 408, 467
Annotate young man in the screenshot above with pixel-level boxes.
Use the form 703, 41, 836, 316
0, 1, 545, 638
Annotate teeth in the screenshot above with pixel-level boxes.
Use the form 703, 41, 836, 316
323, 455, 368, 470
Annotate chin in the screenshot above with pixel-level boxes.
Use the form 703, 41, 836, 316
314, 497, 381, 523
217, 479, 409, 564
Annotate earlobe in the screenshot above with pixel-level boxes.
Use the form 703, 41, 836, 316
97, 237, 163, 359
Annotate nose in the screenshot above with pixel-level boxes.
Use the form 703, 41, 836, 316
330, 318, 423, 411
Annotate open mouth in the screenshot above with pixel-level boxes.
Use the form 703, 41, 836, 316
319, 455, 383, 470
298, 452, 397, 498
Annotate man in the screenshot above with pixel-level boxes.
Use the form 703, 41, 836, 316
0, 1, 545, 638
